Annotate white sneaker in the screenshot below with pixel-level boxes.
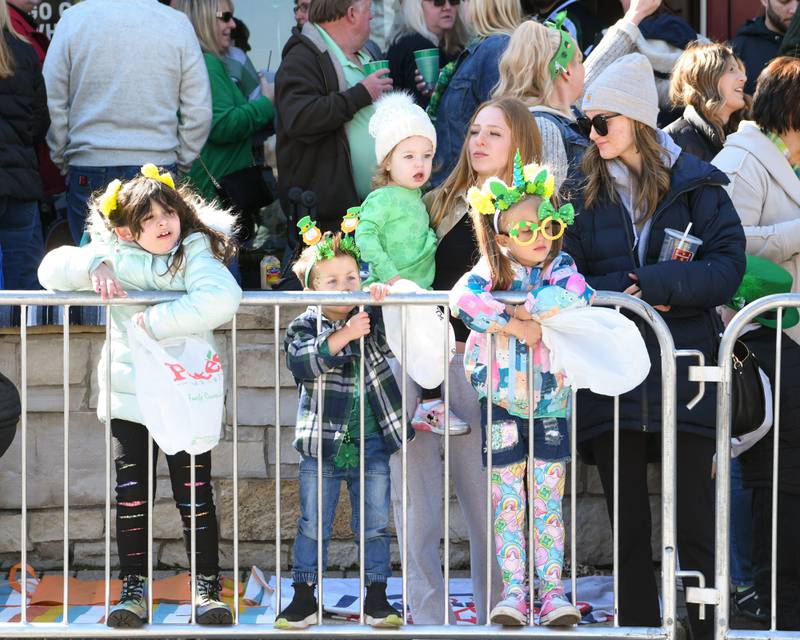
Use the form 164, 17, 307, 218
411, 399, 470, 435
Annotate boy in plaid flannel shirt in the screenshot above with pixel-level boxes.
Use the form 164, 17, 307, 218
278, 226, 413, 630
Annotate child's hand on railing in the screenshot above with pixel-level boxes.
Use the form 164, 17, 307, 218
91, 262, 127, 301
367, 283, 390, 302
520, 319, 542, 346
501, 317, 542, 346
506, 304, 532, 321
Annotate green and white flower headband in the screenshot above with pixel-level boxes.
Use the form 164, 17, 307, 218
466, 150, 575, 241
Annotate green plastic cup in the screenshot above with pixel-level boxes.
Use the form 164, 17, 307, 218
414, 48, 440, 87
363, 59, 390, 76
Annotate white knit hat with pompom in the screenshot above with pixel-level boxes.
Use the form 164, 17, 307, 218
369, 92, 437, 165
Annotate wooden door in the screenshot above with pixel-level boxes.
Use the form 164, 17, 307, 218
707, 0, 765, 41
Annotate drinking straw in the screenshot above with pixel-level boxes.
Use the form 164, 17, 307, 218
678, 222, 693, 250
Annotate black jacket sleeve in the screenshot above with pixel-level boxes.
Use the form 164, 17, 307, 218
275, 42, 372, 145
634, 185, 746, 308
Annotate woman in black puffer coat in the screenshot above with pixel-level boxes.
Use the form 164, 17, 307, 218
0, 4, 48, 322
565, 54, 745, 640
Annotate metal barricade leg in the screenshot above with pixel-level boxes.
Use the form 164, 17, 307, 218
231, 315, 240, 623
62, 307, 70, 624
20, 305, 28, 625
273, 306, 282, 617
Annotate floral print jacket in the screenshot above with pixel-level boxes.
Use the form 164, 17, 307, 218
449, 252, 594, 418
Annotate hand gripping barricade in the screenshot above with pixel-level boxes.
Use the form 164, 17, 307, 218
0, 288, 699, 639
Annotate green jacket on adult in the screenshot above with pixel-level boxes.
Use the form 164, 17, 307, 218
187, 53, 274, 201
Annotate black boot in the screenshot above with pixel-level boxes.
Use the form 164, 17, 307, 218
364, 582, 403, 628
275, 582, 318, 629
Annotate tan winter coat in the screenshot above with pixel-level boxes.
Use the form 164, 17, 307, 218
712, 121, 800, 344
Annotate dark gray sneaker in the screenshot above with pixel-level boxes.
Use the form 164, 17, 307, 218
107, 574, 147, 628
733, 586, 768, 623
195, 574, 233, 625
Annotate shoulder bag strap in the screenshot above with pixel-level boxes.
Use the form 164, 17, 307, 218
195, 155, 223, 191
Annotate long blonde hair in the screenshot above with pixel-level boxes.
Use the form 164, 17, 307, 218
493, 20, 563, 107
581, 120, 671, 225
0, 2, 23, 79
172, 0, 232, 57
472, 195, 564, 290
669, 41, 748, 142
429, 97, 543, 229
397, 0, 469, 56
467, 0, 522, 38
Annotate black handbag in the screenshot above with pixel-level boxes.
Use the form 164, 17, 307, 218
730, 339, 766, 438
0, 371, 20, 458
197, 157, 275, 213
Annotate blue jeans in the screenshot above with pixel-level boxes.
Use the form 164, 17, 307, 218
479, 401, 571, 466
292, 434, 392, 585
67, 165, 177, 244
730, 457, 754, 586
0, 197, 44, 326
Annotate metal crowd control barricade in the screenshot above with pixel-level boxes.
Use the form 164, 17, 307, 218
0, 289, 680, 639
710, 293, 800, 640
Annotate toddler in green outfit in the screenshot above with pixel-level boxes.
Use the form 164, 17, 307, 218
355, 91, 469, 436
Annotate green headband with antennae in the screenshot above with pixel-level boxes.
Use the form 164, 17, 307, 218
298, 210, 362, 288
545, 11, 577, 80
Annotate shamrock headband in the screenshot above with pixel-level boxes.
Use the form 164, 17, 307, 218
466, 150, 575, 236
298, 209, 362, 287
545, 11, 577, 80
98, 163, 176, 219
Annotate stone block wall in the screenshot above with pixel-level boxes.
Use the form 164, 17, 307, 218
0, 306, 664, 574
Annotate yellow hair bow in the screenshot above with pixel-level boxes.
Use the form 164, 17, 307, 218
99, 179, 122, 218
467, 186, 496, 215
140, 163, 175, 189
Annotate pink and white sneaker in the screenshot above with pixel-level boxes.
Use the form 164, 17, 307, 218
411, 399, 470, 435
539, 593, 581, 626
490, 592, 528, 626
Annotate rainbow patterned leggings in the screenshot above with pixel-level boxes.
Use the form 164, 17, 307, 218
111, 419, 220, 577
491, 459, 567, 601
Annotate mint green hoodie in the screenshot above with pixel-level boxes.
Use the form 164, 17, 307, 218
355, 185, 437, 288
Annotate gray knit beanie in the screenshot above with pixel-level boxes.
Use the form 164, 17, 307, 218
582, 53, 659, 129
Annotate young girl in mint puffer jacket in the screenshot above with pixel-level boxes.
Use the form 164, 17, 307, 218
355, 91, 470, 436
38, 165, 242, 629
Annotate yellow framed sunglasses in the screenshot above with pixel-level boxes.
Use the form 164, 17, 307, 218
506, 217, 565, 246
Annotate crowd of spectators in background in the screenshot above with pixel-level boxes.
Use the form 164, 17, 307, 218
3, 0, 800, 632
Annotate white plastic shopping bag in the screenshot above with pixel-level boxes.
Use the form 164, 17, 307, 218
382, 279, 456, 389
540, 306, 650, 396
128, 322, 224, 455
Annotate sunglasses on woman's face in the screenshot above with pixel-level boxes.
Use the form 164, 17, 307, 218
426, 0, 461, 7
216, 10, 234, 22
577, 113, 621, 137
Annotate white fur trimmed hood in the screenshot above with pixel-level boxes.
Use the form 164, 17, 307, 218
86, 198, 238, 249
